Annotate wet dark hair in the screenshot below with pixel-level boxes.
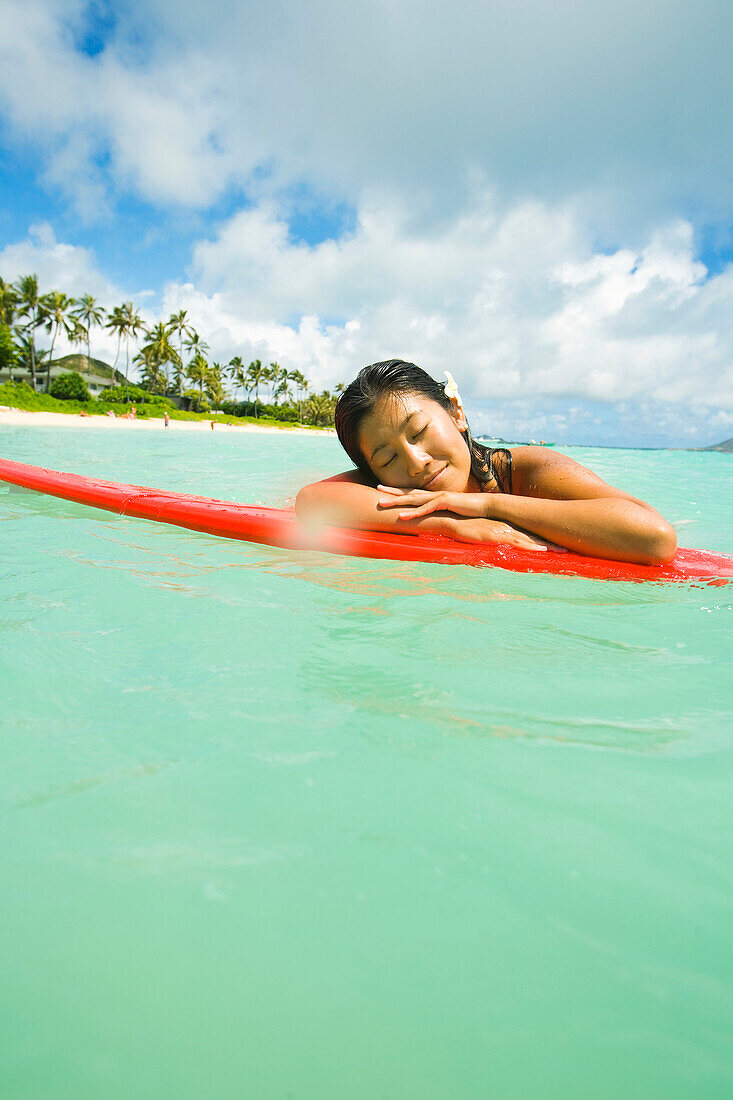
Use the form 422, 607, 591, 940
334, 359, 508, 490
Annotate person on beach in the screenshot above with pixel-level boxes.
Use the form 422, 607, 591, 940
164, 411, 170, 429
295, 359, 677, 565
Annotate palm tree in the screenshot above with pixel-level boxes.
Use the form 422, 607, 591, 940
245, 359, 265, 418
14, 275, 44, 389
183, 330, 209, 360
168, 310, 193, 395
186, 352, 209, 411
0, 278, 19, 327
105, 302, 144, 398
121, 302, 144, 397
261, 361, 275, 405
15, 336, 49, 386
206, 362, 226, 408
0, 278, 19, 382
105, 306, 127, 377
42, 291, 76, 391
274, 375, 291, 406
68, 318, 89, 356
305, 392, 334, 427
227, 355, 246, 400
288, 369, 309, 423
182, 330, 210, 405
266, 362, 289, 406
170, 357, 186, 398
0, 320, 19, 381
140, 322, 180, 395
134, 346, 166, 395
71, 294, 105, 363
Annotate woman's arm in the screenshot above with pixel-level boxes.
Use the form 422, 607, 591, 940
295, 471, 555, 551
378, 448, 678, 564
498, 447, 677, 562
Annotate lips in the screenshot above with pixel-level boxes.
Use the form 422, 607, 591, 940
422, 465, 447, 490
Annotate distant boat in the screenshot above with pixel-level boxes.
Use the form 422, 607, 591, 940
477, 437, 556, 447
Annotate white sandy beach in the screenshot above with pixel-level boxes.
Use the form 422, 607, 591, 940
0, 406, 333, 435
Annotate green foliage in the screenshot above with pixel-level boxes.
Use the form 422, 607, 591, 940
3, 272, 342, 432
219, 399, 246, 417
49, 371, 91, 402
267, 402, 298, 421
221, 399, 299, 421
0, 380, 36, 404
101, 384, 172, 406
183, 386, 210, 413
303, 391, 337, 426
0, 323, 18, 373
139, 321, 179, 393
0, 380, 88, 413
0, 280, 19, 327
0, 380, 324, 429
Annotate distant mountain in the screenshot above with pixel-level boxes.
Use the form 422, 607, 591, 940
49, 353, 125, 384
701, 438, 733, 453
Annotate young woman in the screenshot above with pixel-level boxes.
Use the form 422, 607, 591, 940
295, 360, 677, 564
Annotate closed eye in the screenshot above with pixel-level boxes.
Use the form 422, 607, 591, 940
380, 455, 396, 468
412, 426, 427, 441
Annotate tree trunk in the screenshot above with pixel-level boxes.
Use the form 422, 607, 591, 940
29, 317, 37, 390
113, 336, 122, 377
47, 324, 58, 393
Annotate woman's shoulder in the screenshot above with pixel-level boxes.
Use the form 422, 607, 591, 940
506, 444, 556, 460
509, 447, 632, 500
509, 445, 574, 473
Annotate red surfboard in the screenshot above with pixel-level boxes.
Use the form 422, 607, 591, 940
1, 457, 731, 584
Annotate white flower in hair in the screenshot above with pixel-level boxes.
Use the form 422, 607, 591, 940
443, 370, 462, 405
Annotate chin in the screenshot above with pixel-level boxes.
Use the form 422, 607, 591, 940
429, 467, 466, 492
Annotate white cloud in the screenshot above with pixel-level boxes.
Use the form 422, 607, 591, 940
2, 1, 731, 446
178, 195, 733, 410
1, 0, 733, 230
152, 194, 733, 443
0, 222, 118, 301
3, 194, 733, 446
0, 0, 235, 215
0, 223, 126, 363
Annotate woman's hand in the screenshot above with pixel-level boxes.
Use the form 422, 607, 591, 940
377, 486, 561, 551
441, 517, 562, 551
377, 485, 489, 521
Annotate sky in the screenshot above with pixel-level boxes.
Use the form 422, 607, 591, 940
1, 0, 733, 446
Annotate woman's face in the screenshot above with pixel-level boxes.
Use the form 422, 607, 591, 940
357, 391, 472, 491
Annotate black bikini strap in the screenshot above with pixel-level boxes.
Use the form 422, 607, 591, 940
490, 448, 513, 494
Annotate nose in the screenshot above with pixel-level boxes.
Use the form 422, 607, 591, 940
404, 442, 431, 479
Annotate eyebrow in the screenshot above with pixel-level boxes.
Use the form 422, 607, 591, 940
369, 412, 416, 463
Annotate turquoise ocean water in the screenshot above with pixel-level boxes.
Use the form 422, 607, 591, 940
1, 424, 732, 1099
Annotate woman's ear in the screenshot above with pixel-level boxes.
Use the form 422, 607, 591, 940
448, 395, 468, 431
